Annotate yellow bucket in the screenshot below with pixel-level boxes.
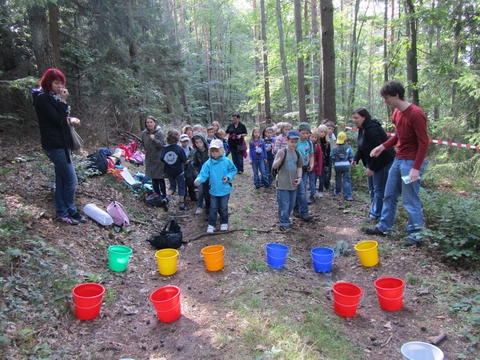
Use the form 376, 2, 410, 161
354, 240, 379, 267
201, 245, 225, 272
155, 249, 179, 276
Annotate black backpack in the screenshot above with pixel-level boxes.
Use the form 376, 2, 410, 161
146, 216, 185, 249
87, 150, 108, 174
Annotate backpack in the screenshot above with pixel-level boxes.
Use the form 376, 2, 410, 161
106, 201, 130, 228
145, 192, 164, 207
146, 216, 184, 250
87, 150, 108, 174
272, 148, 301, 182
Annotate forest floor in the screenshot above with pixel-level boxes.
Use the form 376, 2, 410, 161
1, 139, 479, 359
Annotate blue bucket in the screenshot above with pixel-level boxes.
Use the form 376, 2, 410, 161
266, 243, 289, 269
311, 247, 334, 273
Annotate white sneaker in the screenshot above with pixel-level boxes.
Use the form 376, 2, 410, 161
207, 225, 215, 233
195, 207, 203, 215
317, 192, 324, 198
220, 224, 228, 231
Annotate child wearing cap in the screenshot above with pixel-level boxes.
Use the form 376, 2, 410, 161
160, 129, 188, 211
194, 139, 238, 233
272, 130, 303, 231
331, 131, 354, 201
293, 122, 314, 221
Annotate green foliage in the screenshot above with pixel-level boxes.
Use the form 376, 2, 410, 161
421, 190, 480, 261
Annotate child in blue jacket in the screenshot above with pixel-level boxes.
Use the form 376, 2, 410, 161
194, 139, 237, 233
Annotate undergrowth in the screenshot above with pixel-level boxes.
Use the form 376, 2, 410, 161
421, 189, 480, 262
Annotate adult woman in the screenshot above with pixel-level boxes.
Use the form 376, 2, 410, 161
351, 108, 395, 222
142, 115, 166, 199
31, 68, 86, 225
226, 113, 247, 174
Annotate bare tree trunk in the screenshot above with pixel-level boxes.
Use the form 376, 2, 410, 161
311, 0, 319, 114
294, 0, 307, 123
260, 0, 271, 120
320, 0, 336, 123
48, 3, 61, 69
275, 0, 293, 113
203, 25, 214, 123
451, 0, 463, 113
253, 0, 263, 122
28, 5, 55, 76
405, 0, 419, 105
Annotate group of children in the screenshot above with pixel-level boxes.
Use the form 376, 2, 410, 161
151, 118, 355, 233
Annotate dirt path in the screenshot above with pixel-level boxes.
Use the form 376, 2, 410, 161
2, 146, 478, 359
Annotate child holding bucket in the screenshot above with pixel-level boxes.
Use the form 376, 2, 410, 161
272, 130, 303, 232
194, 139, 237, 233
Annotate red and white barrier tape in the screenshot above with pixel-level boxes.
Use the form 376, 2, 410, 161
340, 126, 480, 150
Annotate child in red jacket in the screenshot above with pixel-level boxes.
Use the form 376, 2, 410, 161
307, 129, 323, 204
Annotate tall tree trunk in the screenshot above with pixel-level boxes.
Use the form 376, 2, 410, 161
405, 0, 419, 105
28, 5, 55, 76
203, 25, 214, 123
216, 39, 224, 123
347, 0, 362, 110
451, 0, 463, 113
260, 0, 271, 120
275, 0, 293, 113
303, 0, 310, 106
383, 0, 388, 84
311, 0, 319, 113
320, 0, 336, 123
294, 0, 307, 123
48, 3, 61, 70
253, 0, 263, 122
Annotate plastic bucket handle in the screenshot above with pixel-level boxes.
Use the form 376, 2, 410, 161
201, 249, 226, 259
75, 300, 103, 311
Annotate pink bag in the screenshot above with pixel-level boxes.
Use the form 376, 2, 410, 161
106, 201, 131, 228
130, 150, 144, 165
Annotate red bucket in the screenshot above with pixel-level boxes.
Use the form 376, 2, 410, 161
72, 283, 105, 320
374, 277, 405, 311
332, 282, 363, 318
150, 285, 182, 323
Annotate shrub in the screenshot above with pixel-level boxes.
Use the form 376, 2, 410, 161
421, 190, 480, 261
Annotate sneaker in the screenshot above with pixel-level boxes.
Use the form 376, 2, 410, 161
345, 196, 354, 201
279, 226, 291, 232
315, 192, 324, 198
300, 213, 313, 222
307, 196, 316, 204
237, 171, 243, 174
207, 225, 215, 233
195, 207, 203, 215
71, 212, 87, 223
333, 190, 341, 196
220, 224, 228, 231
255, 185, 261, 189
365, 226, 388, 236
403, 238, 423, 247
58, 215, 79, 225
293, 212, 301, 218
179, 204, 187, 212
161, 198, 169, 211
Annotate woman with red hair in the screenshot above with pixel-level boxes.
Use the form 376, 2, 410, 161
31, 68, 86, 225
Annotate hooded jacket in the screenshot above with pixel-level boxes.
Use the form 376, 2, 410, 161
31, 88, 72, 150
191, 133, 210, 177
353, 118, 395, 172
195, 154, 237, 197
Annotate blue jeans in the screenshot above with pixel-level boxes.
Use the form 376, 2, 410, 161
308, 172, 317, 197
231, 149, 244, 172
334, 168, 352, 198
293, 172, 309, 215
209, 194, 229, 227
369, 161, 392, 220
252, 159, 270, 187
167, 174, 186, 196
376, 158, 427, 240
44, 148, 78, 218
277, 189, 297, 226
265, 157, 274, 184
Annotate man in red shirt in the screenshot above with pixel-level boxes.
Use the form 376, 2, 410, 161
365, 81, 428, 246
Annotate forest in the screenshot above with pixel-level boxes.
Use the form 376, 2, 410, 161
1, 0, 480, 358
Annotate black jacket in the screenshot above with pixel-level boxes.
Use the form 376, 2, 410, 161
32, 89, 72, 150
353, 118, 395, 172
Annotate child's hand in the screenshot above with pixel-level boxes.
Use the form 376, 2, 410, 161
264, 159, 267, 163
293, 178, 301, 187
222, 176, 229, 184
249, 160, 252, 164
194, 180, 200, 187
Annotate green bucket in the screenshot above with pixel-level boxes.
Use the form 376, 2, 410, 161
108, 245, 132, 272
